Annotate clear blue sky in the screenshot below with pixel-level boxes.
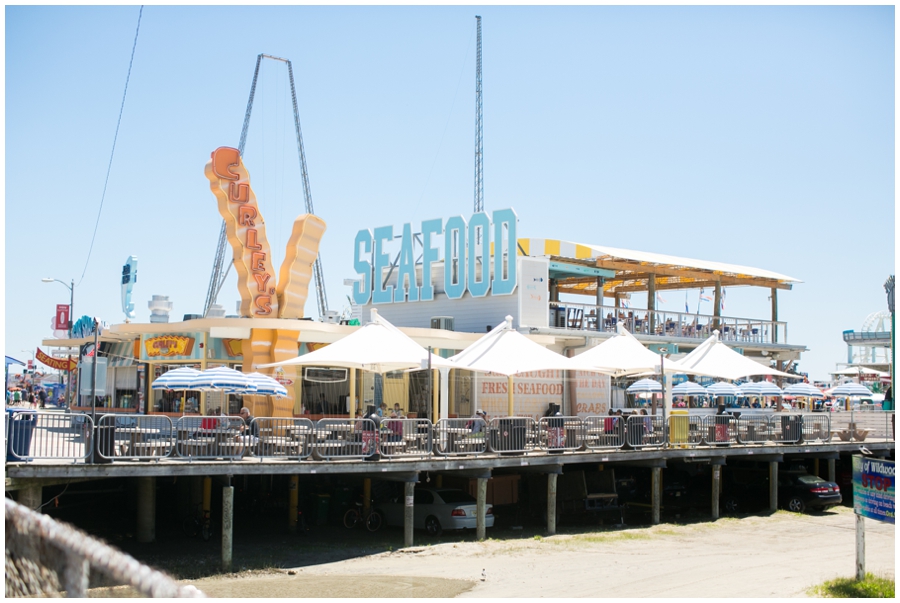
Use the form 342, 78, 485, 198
4, 5, 895, 381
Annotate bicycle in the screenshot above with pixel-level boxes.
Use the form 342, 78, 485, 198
343, 499, 382, 532
182, 504, 213, 541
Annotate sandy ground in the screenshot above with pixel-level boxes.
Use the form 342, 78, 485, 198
179, 506, 894, 598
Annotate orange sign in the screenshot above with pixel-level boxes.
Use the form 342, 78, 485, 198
143, 335, 195, 358
222, 338, 243, 357
36, 348, 76, 371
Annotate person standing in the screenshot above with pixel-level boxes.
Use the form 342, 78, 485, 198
37, 387, 47, 409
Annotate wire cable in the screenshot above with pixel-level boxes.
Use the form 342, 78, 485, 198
77, 6, 144, 286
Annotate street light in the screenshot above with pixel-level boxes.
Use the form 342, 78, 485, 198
42, 277, 75, 407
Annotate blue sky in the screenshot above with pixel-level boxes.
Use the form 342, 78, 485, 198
4, 5, 895, 381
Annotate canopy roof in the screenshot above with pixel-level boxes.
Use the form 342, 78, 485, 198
831, 366, 889, 377
677, 331, 795, 380
449, 316, 578, 377
262, 309, 455, 374
568, 323, 699, 376
517, 238, 800, 297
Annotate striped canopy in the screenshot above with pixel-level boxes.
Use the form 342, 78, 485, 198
741, 381, 784, 397
246, 372, 288, 397
783, 383, 824, 398
150, 367, 202, 390
192, 367, 258, 393
626, 378, 662, 394
829, 383, 873, 398
672, 381, 708, 397
706, 382, 743, 397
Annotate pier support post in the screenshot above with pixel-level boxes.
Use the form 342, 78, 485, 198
404, 481, 415, 548
17, 484, 41, 512
711, 466, 721, 520
477, 477, 488, 541
546, 473, 557, 535
769, 461, 778, 512
363, 478, 372, 516
222, 485, 233, 573
828, 458, 836, 483
136, 476, 156, 543
651, 467, 661, 525
288, 475, 299, 533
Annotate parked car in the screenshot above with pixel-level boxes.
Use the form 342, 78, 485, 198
721, 465, 841, 514
377, 488, 494, 536
778, 472, 842, 513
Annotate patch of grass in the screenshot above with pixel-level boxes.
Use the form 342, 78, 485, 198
809, 573, 894, 598
533, 535, 542, 541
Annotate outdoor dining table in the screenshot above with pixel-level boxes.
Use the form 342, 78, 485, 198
115, 427, 164, 457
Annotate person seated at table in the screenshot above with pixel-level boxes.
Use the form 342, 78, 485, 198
470, 409, 488, 434
236, 407, 259, 440
392, 403, 405, 418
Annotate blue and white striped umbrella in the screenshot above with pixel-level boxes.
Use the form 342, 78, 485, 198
672, 381, 708, 397
706, 382, 743, 397
626, 378, 662, 394
741, 381, 784, 397
783, 383, 824, 398
192, 366, 258, 393
246, 372, 289, 397
150, 367, 202, 390
829, 382, 872, 398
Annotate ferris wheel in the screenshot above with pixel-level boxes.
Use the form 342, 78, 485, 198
852, 310, 892, 365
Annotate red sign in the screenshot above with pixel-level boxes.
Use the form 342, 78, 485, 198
55, 304, 70, 331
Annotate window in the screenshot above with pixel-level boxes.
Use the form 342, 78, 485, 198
414, 490, 434, 505
435, 490, 476, 504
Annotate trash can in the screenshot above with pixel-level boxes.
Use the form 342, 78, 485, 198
780, 415, 802, 443
315, 493, 331, 526
492, 418, 526, 454
6, 410, 36, 461
669, 410, 689, 447
548, 416, 566, 452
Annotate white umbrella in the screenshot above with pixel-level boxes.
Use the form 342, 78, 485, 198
741, 381, 784, 397
246, 372, 289, 397
150, 367, 202, 390
448, 315, 579, 415
678, 330, 795, 380
568, 322, 698, 376
783, 383, 825, 398
706, 382, 743, 397
672, 381, 708, 397
626, 378, 663, 394
192, 366, 258, 393
263, 308, 455, 374
829, 383, 873, 397
831, 366, 888, 377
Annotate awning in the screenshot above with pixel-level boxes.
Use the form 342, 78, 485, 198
101, 341, 135, 367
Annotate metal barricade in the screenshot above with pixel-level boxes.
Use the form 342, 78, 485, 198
314, 418, 378, 460
800, 413, 831, 443
434, 418, 488, 456
96, 414, 174, 461
625, 414, 666, 449
378, 418, 432, 458
836, 410, 895, 443
583, 415, 626, 450
488, 417, 538, 454
6, 411, 93, 463
175, 416, 247, 460
702, 415, 737, 446
666, 414, 704, 447
774, 413, 803, 444
248, 417, 314, 460
537, 416, 585, 452
735, 414, 774, 445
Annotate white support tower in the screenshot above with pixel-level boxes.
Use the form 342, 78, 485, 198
474, 15, 484, 214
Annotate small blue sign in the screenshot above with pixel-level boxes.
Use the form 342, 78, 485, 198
852, 455, 895, 524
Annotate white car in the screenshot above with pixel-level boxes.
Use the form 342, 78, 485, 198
377, 488, 494, 536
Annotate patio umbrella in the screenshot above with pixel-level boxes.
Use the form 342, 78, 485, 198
741, 381, 784, 397
567, 322, 697, 377
783, 383, 824, 398
192, 366, 258, 393
671, 381, 708, 397
150, 367, 202, 390
829, 383, 873, 397
678, 331, 795, 380
626, 378, 663, 394
245, 372, 288, 397
706, 382, 743, 397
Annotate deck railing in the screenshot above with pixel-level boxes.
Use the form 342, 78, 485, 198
4, 411, 891, 464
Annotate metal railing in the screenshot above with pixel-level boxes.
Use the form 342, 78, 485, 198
625, 414, 666, 449
379, 418, 432, 459
5, 411, 93, 463
95, 414, 175, 461
488, 417, 538, 454
6, 412, 892, 465
434, 418, 488, 456
538, 416, 586, 452
249, 417, 314, 460
550, 301, 788, 344
174, 416, 248, 461
583, 415, 626, 450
